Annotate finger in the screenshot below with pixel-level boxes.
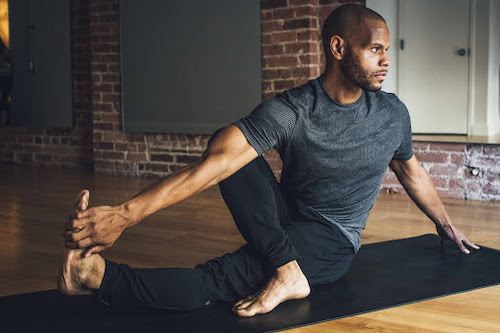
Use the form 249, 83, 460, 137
66, 216, 93, 230
65, 237, 94, 249
63, 228, 92, 242
456, 240, 470, 254
83, 245, 107, 258
70, 209, 91, 220
78, 190, 90, 211
463, 237, 480, 250
73, 189, 89, 208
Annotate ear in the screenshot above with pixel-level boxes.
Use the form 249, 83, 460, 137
329, 35, 345, 61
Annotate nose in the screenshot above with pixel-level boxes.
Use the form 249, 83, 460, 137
380, 52, 390, 68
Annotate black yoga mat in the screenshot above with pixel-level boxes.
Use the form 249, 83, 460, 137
2, 234, 499, 333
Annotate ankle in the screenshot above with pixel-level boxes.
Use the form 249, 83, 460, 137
277, 260, 301, 275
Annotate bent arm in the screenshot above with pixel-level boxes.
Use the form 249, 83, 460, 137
389, 155, 478, 253
124, 125, 258, 223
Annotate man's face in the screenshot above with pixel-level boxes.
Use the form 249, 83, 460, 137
340, 20, 390, 92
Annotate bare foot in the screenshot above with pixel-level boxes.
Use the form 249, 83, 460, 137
232, 260, 310, 317
57, 190, 105, 295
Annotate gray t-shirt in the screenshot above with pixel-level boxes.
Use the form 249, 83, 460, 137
234, 77, 413, 252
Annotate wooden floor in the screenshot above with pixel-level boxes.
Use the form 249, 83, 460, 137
1, 164, 499, 332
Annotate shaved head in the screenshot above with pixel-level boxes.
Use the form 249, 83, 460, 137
322, 4, 386, 65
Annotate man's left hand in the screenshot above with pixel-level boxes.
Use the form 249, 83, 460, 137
435, 222, 480, 254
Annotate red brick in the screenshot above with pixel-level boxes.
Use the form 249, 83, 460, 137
262, 21, 283, 34
102, 74, 120, 82
263, 56, 299, 68
114, 143, 137, 152
430, 176, 447, 188
429, 164, 459, 176
126, 152, 147, 161
262, 34, 273, 45
263, 68, 293, 80
262, 80, 273, 92
151, 154, 174, 163
102, 151, 124, 161
285, 42, 318, 54
449, 178, 465, 189
297, 30, 318, 42
450, 153, 466, 165
414, 152, 448, 163
292, 66, 318, 78
412, 142, 429, 151
93, 123, 113, 131
261, 10, 274, 21
94, 160, 114, 170
299, 54, 320, 65
94, 142, 114, 150
93, 83, 113, 93
271, 31, 297, 44
176, 155, 201, 164
283, 18, 316, 30
429, 142, 466, 153
274, 79, 295, 91
262, 44, 285, 57
144, 163, 171, 173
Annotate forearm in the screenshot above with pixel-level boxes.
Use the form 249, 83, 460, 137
121, 154, 226, 225
392, 160, 451, 226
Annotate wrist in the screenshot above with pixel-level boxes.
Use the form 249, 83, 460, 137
120, 200, 144, 227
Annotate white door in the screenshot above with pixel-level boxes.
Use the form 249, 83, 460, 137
398, 0, 470, 134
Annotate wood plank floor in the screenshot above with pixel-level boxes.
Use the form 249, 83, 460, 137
1, 164, 499, 332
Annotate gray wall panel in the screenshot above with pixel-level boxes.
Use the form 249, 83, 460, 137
120, 0, 261, 134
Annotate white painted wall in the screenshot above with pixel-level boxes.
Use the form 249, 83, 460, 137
487, 0, 500, 134
470, 0, 490, 135
367, 0, 500, 136
366, 0, 398, 94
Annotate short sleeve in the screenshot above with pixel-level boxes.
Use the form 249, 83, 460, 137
233, 95, 298, 155
392, 102, 414, 161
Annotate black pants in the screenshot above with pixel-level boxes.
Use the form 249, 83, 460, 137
98, 143, 355, 310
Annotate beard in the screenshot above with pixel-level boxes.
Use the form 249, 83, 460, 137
340, 47, 381, 92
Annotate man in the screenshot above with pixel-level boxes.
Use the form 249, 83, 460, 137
59, 4, 479, 317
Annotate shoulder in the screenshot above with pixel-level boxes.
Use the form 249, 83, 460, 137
254, 79, 318, 119
368, 90, 409, 116
278, 78, 319, 113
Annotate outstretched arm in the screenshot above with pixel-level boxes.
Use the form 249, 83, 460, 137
389, 155, 479, 254
65, 125, 258, 256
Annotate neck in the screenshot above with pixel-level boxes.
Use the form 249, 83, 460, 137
321, 65, 363, 105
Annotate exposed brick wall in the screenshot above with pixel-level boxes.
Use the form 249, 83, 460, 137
380, 142, 500, 201
87, 0, 211, 177
0, 0, 92, 169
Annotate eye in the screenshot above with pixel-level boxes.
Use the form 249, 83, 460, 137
371, 47, 379, 53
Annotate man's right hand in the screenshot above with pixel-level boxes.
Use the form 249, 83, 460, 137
64, 190, 135, 257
